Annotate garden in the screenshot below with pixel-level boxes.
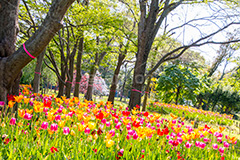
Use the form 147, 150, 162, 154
1, 0, 240, 159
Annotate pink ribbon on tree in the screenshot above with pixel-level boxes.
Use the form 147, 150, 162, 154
66, 81, 72, 84
35, 72, 41, 75
23, 43, 36, 59
75, 82, 81, 84
132, 89, 142, 93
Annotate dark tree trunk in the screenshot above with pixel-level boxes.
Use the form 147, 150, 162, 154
85, 67, 96, 101
175, 86, 181, 105
0, 0, 20, 108
0, 0, 75, 113
120, 65, 133, 102
142, 75, 152, 111
65, 40, 78, 98
33, 49, 45, 93
128, 1, 182, 110
74, 34, 84, 97
108, 53, 126, 104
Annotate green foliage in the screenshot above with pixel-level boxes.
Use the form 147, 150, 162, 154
156, 64, 200, 105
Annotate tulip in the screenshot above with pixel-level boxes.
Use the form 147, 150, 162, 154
133, 133, 138, 140
223, 141, 229, 148
63, 127, 70, 135
106, 139, 115, 147
9, 118, 16, 125
43, 107, 48, 113
101, 119, 107, 124
23, 113, 32, 120
85, 127, 90, 134
106, 122, 111, 127
55, 115, 61, 121
212, 143, 218, 150
50, 123, 58, 132
219, 147, 224, 154
185, 141, 192, 148
41, 122, 49, 130
109, 130, 115, 137
199, 142, 206, 149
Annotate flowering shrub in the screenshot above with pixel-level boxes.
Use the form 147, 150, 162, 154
0, 86, 239, 159
148, 102, 234, 126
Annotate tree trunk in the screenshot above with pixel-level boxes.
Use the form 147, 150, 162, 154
175, 86, 181, 105
85, 67, 96, 101
0, 0, 75, 111
65, 41, 78, 98
142, 75, 152, 111
33, 49, 45, 93
108, 53, 125, 104
74, 34, 84, 97
0, 0, 20, 111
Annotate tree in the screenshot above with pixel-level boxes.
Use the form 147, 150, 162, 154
156, 64, 200, 105
127, 0, 240, 110
0, 0, 75, 111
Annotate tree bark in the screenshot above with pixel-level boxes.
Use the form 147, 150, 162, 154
85, 67, 97, 101
0, 0, 20, 106
108, 53, 126, 104
0, 0, 75, 107
128, 1, 183, 110
65, 40, 78, 98
33, 49, 46, 93
74, 34, 84, 97
142, 75, 152, 111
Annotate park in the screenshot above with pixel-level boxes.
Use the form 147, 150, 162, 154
0, 0, 240, 159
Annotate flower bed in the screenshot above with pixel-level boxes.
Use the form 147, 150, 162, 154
148, 102, 234, 126
0, 86, 238, 159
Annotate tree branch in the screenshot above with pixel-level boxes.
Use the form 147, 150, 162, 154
5, 0, 75, 86
146, 22, 240, 78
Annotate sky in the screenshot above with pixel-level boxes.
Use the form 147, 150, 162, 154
162, 2, 240, 71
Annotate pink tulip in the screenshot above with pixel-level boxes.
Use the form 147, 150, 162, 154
115, 122, 121, 130
41, 122, 48, 130
50, 123, 58, 131
120, 149, 124, 154
199, 142, 206, 149
109, 130, 115, 137
203, 138, 209, 142
166, 135, 170, 139
185, 141, 192, 148
126, 124, 131, 130
128, 130, 134, 136
156, 123, 160, 128
133, 133, 138, 140
126, 134, 130, 140
101, 119, 106, 124
24, 113, 32, 120
85, 127, 90, 134
55, 115, 61, 121
172, 120, 176, 124
212, 143, 218, 150
169, 140, 173, 145
195, 141, 200, 147
9, 118, 16, 125
223, 141, 229, 148
177, 137, 182, 143
219, 147, 224, 154
63, 127, 70, 135
114, 119, 118, 124
106, 122, 111, 127
43, 107, 48, 113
